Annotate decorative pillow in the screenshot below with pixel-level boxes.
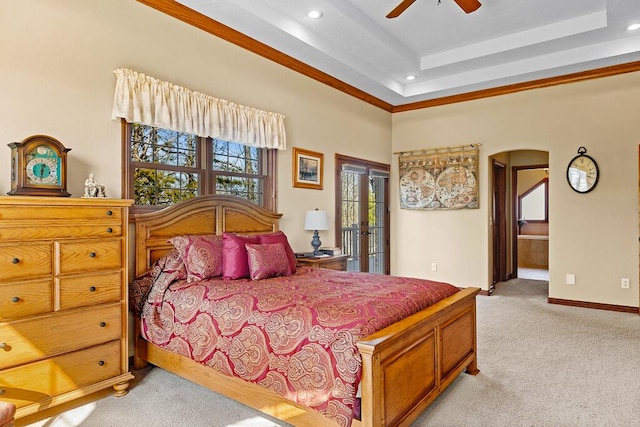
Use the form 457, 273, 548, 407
257, 231, 297, 274
222, 233, 261, 279
146, 247, 187, 307
168, 234, 224, 283
246, 243, 292, 280
151, 247, 186, 281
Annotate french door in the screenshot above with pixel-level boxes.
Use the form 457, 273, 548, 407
335, 154, 390, 274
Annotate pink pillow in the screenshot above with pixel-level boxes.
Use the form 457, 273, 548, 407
246, 243, 292, 280
258, 231, 297, 274
168, 234, 224, 283
222, 233, 261, 279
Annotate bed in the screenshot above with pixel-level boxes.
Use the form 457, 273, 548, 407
131, 195, 480, 427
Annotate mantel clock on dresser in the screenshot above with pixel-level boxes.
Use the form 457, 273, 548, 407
8, 134, 71, 197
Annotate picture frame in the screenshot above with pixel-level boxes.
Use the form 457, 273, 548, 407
292, 147, 323, 190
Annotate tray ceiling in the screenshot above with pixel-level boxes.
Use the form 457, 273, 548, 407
174, 0, 640, 108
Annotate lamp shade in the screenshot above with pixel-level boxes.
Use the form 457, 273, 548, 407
304, 210, 329, 231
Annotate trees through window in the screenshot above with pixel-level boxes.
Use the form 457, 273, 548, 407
124, 123, 275, 212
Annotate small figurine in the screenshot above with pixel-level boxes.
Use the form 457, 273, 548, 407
83, 173, 106, 198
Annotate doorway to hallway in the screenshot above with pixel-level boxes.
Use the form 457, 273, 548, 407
490, 150, 550, 292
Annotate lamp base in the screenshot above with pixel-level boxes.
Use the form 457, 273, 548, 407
311, 230, 322, 256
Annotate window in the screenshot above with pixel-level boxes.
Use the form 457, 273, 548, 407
518, 178, 548, 222
124, 123, 276, 213
212, 139, 263, 204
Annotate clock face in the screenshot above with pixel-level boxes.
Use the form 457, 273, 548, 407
25, 145, 62, 186
567, 154, 599, 193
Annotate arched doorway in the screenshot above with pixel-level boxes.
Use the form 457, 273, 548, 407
490, 150, 549, 291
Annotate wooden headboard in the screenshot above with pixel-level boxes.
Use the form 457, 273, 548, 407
132, 195, 282, 276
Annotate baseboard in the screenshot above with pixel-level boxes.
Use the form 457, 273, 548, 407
548, 298, 638, 314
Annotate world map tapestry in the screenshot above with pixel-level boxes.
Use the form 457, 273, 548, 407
399, 145, 479, 210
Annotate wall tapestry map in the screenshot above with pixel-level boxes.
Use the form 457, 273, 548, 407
399, 145, 479, 210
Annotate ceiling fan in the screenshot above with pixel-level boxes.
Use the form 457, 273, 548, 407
386, 0, 481, 18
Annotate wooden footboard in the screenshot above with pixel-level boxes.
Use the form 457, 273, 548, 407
356, 287, 479, 427
134, 286, 479, 427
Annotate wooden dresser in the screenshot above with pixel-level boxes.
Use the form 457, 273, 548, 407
0, 196, 133, 419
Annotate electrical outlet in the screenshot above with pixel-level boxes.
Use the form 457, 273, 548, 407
431, 263, 437, 272
621, 278, 630, 289
566, 274, 575, 285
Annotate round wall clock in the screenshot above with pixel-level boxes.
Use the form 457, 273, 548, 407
566, 146, 599, 194
8, 135, 72, 197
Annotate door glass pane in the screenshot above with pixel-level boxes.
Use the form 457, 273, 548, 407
368, 176, 386, 273
341, 170, 361, 272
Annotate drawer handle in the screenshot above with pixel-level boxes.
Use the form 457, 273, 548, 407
106, 227, 113, 233
106, 210, 113, 216
99, 322, 106, 327
89, 286, 97, 292
0, 342, 8, 350
98, 360, 105, 366
0, 389, 5, 395
11, 296, 20, 303
89, 252, 96, 258
11, 257, 19, 264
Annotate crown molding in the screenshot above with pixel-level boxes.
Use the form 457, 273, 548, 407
136, 0, 393, 112
138, 1, 640, 114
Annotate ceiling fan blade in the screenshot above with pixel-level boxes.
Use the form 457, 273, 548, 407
453, 0, 481, 13
386, 0, 418, 18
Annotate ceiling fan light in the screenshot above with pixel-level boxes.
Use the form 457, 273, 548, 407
627, 23, 640, 31
307, 10, 323, 19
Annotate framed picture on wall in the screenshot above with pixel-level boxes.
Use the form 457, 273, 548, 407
292, 147, 323, 190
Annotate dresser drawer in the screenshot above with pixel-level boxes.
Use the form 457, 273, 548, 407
296, 254, 349, 271
0, 279, 52, 320
60, 272, 122, 310
0, 304, 121, 369
0, 205, 122, 221
0, 224, 122, 241
58, 239, 122, 274
0, 340, 121, 409
0, 243, 52, 280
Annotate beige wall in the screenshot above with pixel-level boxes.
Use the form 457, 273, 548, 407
0, 0, 391, 253
2, 1, 638, 309
392, 72, 640, 308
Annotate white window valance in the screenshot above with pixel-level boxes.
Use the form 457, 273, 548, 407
111, 68, 286, 150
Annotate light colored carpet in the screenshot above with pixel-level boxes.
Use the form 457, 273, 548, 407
19, 278, 640, 427
416, 278, 640, 426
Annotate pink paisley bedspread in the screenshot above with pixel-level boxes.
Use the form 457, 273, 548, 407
140, 266, 459, 427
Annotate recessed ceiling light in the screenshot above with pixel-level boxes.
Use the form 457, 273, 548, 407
627, 23, 640, 30
406, 75, 416, 81
307, 10, 323, 19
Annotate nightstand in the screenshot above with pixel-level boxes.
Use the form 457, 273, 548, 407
297, 254, 349, 271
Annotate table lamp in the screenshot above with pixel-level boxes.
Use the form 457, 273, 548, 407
304, 209, 329, 256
